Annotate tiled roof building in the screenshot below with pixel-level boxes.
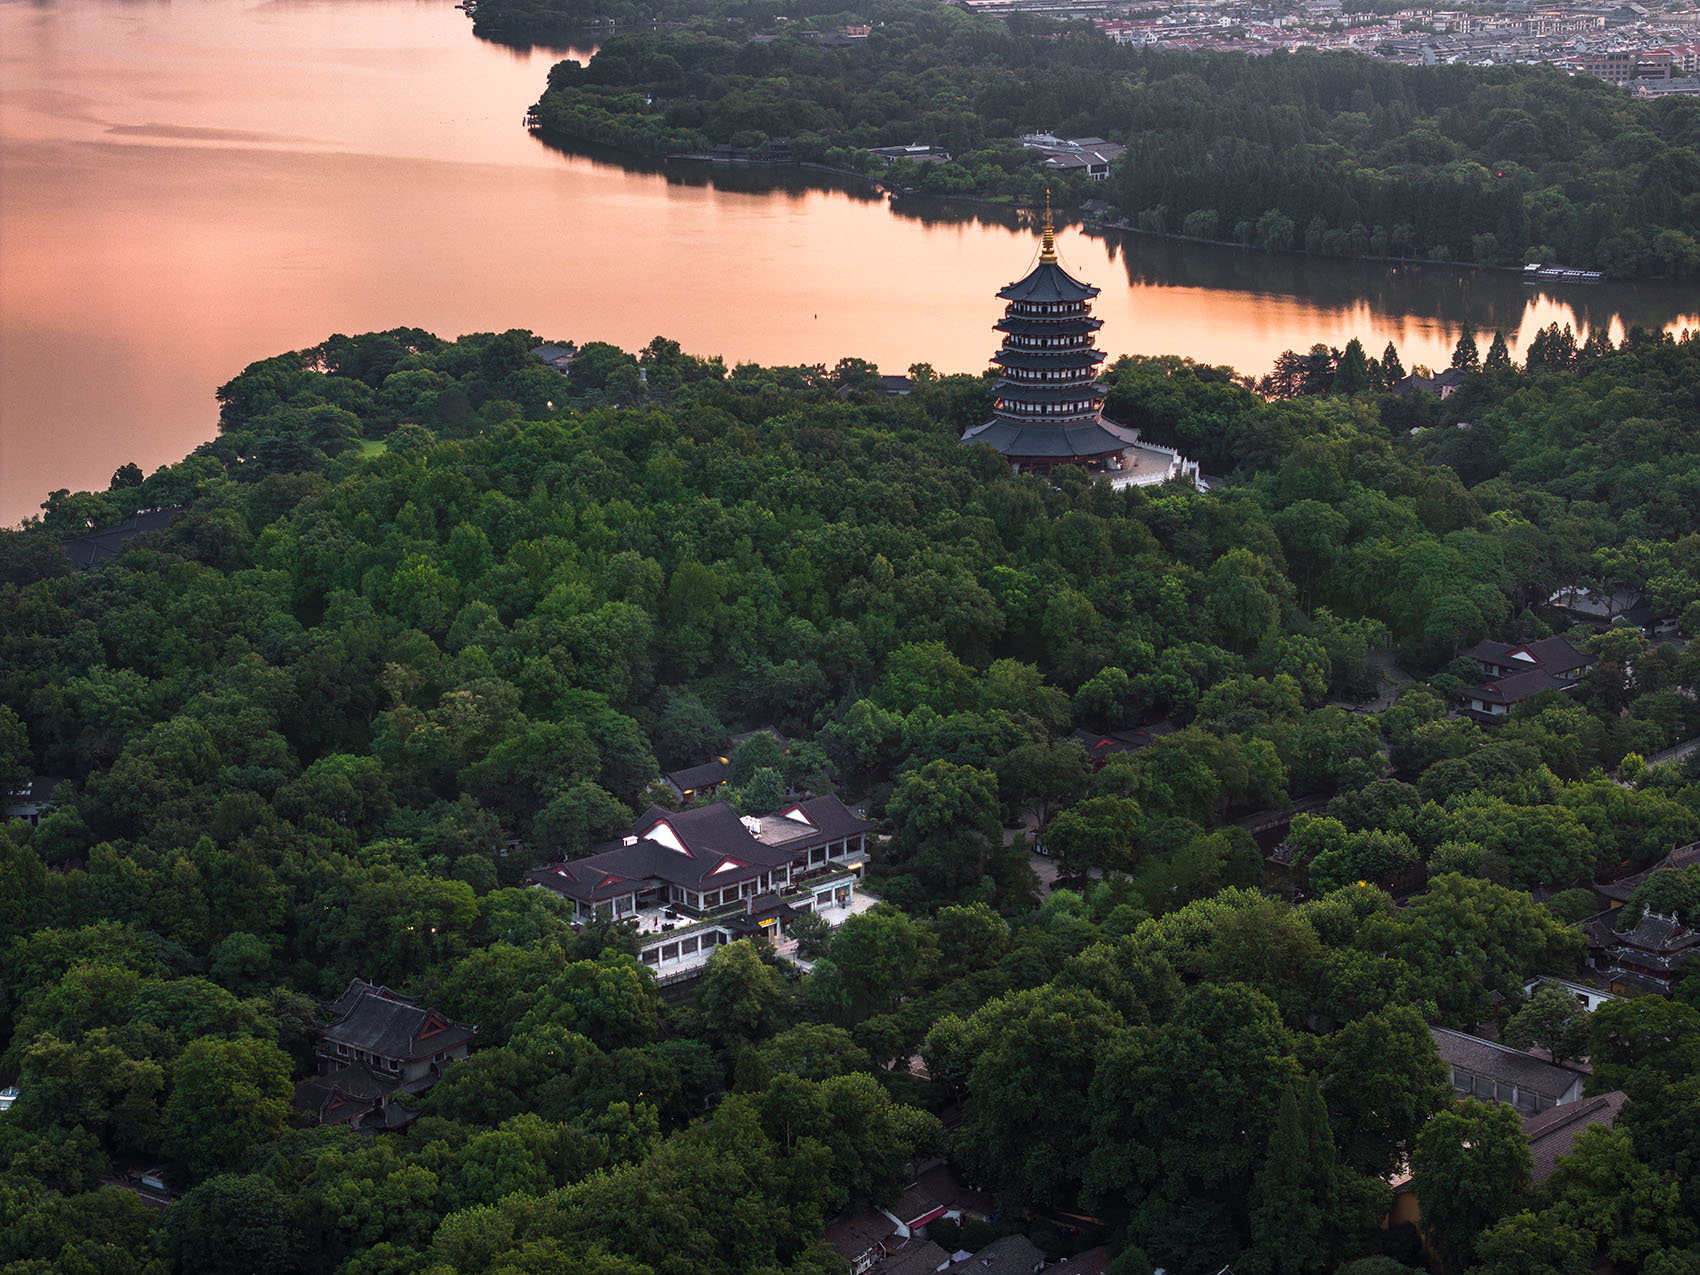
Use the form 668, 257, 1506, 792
1583, 908, 1700, 994
964, 1235, 1048, 1274
1461, 635, 1594, 723
1593, 840, 1700, 906
1070, 720, 1175, 769
524, 796, 871, 977
1522, 1090, 1628, 1184
961, 197, 1197, 487
1430, 1026, 1586, 1114
294, 980, 476, 1129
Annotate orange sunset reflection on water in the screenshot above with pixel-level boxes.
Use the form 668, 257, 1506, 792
3, 0, 1695, 523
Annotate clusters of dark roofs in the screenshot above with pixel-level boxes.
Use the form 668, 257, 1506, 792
1424, 1024, 1629, 1186
1584, 909, 1700, 980
823, 1160, 1055, 1275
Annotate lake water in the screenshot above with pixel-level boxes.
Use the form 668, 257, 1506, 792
3, 0, 1696, 525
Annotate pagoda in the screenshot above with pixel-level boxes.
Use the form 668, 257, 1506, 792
961, 197, 1195, 485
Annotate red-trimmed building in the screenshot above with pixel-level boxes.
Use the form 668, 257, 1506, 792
1070, 720, 1175, 770
295, 980, 477, 1129
1461, 635, 1594, 723
1582, 908, 1700, 995
524, 796, 871, 975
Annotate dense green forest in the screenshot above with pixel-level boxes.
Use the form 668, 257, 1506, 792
4, 322, 1700, 1273
505, 0, 1700, 276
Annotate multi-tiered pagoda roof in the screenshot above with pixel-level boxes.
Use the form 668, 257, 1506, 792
960, 201, 1145, 471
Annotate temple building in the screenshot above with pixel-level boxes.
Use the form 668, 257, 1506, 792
293, 980, 477, 1130
960, 198, 1198, 486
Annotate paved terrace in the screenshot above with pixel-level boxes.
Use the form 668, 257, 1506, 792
1106, 441, 1200, 488
649, 889, 882, 985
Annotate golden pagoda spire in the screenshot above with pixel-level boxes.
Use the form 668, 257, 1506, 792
1039, 188, 1058, 264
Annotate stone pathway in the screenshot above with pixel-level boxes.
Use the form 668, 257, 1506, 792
1331, 649, 1413, 715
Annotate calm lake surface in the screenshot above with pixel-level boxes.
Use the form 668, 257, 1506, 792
3, 0, 1697, 525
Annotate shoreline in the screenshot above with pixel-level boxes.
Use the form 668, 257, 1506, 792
540, 124, 1630, 284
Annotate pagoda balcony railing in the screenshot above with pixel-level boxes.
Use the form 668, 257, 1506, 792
996, 403, 1105, 418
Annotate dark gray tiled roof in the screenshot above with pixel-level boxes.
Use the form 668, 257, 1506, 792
997, 260, 1099, 304
1054, 1248, 1113, 1275
322, 980, 476, 1061
663, 760, 727, 792
1070, 720, 1175, 763
1522, 1090, 1627, 1184
822, 1211, 896, 1262
730, 895, 797, 934
989, 379, 1110, 405
879, 1240, 951, 1275
6, 776, 68, 806
1586, 906, 1700, 977
292, 1067, 386, 1126
1430, 1026, 1585, 1101
1595, 841, 1700, 901
966, 1234, 1049, 1275
1549, 586, 1641, 620
777, 795, 873, 844
960, 416, 1144, 460
60, 508, 180, 569
992, 349, 1102, 371
885, 1183, 945, 1226
994, 314, 1103, 336
913, 1161, 996, 1220
1469, 636, 1593, 678
524, 797, 871, 904
1471, 666, 1568, 705
325, 979, 408, 1017
1613, 911, 1699, 953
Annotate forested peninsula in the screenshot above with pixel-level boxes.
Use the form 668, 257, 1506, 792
4, 325, 1700, 1274
498, 0, 1700, 277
